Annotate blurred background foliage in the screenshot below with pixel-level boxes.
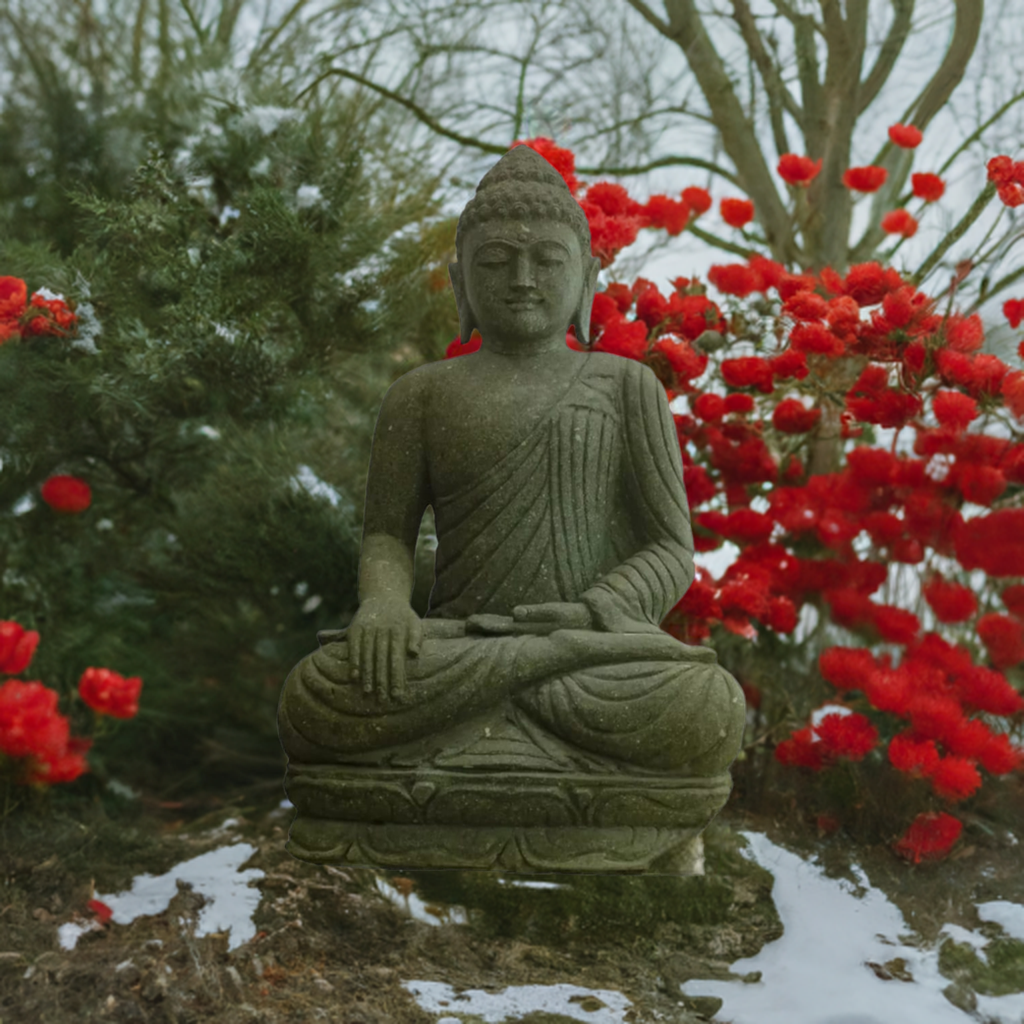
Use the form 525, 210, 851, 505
0, 0, 459, 799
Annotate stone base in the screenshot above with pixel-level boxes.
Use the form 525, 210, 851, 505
286, 817, 705, 874
284, 765, 730, 874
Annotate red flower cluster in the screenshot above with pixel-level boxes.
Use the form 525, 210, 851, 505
775, 709, 878, 769
78, 667, 142, 719
894, 812, 962, 863
843, 166, 888, 193
0, 680, 90, 784
0, 621, 40, 675
888, 124, 923, 149
0, 621, 141, 786
720, 198, 755, 229
0, 277, 77, 342
40, 475, 92, 514
777, 154, 822, 187
880, 209, 918, 238
988, 156, 1024, 208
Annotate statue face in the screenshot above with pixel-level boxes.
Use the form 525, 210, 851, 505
461, 219, 584, 347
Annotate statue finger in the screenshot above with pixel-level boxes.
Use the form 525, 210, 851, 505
407, 616, 423, 657
348, 627, 362, 682
514, 603, 558, 621
361, 630, 375, 694
390, 631, 406, 703
375, 631, 390, 703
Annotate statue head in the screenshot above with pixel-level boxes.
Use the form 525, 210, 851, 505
450, 145, 601, 350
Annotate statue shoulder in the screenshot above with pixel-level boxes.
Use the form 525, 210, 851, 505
582, 351, 665, 395
378, 361, 448, 418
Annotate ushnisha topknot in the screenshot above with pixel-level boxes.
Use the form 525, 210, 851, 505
455, 145, 592, 261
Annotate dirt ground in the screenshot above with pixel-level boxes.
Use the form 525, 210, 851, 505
0, 793, 781, 1024
4, 778, 1024, 1024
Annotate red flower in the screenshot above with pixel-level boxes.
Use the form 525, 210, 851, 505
1003, 370, 1024, 420
0, 277, 27, 320
819, 647, 878, 691
682, 186, 712, 215
654, 337, 707, 381
881, 209, 918, 238
444, 333, 481, 358
0, 621, 40, 675
888, 124, 923, 148
977, 613, 1024, 668
784, 290, 829, 321
888, 733, 940, 777
999, 183, 1024, 208
773, 398, 820, 434
721, 356, 773, 392
511, 137, 579, 193
693, 393, 726, 421
586, 182, 642, 218
683, 464, 717, 506
931, 756, 982, 802
720, 197, 755, 229
988, 156, 1015, 185
974, 732, 1024, 775
765, 596, 798, 633
1003, 583, 1024, 618
932, 390, 978, 432
922, 575, 977, 624
869, 604, 920, 645
954, 666, 1024, 716
945, 313, 984, 353
777, 154, 822, 186
643, 194, 690, 235
30, 737, 91, 784
789, 322, 844, 357
911, 173, 945, 202
815, 711, 878, 761
774, 726, 824, 770
843, 166, 888, 192
78, 668, 142, 719
708, 263, 760, 297
865, 666, 913, 715
724, 393, 754, 414
894, 812, 962, 863
0, 680, 69, 761
769, 349, 809, 381
1005, 298, 1024, 329
40, 475, 92, 514
844, 262, 903, 306
956, 464, 1007, 506
596, 319, 648, 360
88, 899, 113, 924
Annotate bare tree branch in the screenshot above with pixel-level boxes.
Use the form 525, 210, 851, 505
662, 0, 797, 261
296, 65, 510, 152
854, 0, 986, 263
857, 0, 914, 115
730, 0, 803, 154
577, 154, 743, 186
622, 0, 672, 36
912, 181, 995, 287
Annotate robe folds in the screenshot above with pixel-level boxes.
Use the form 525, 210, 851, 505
278, 355, 745, 776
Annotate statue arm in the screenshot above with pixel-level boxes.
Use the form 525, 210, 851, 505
347, 371, 432, 698
581, 360, 695, 632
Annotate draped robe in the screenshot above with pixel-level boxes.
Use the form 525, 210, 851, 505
278, 354, 744, 777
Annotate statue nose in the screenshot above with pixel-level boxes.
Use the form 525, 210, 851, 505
511, 255, 537, 288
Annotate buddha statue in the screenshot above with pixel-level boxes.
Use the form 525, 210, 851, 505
278, 145, 745, 873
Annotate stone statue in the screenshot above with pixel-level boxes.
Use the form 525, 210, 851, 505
278, 145, 745, 873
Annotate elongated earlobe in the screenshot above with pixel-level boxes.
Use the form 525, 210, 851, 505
449, 262, 478, 346
572, 255, 602, 347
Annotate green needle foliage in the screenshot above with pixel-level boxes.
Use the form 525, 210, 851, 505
0, 4, 459, 797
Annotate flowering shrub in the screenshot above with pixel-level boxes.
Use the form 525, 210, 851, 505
0, 620, 141, 791
448, 134, 1024, 861
0, 277, 77, 342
